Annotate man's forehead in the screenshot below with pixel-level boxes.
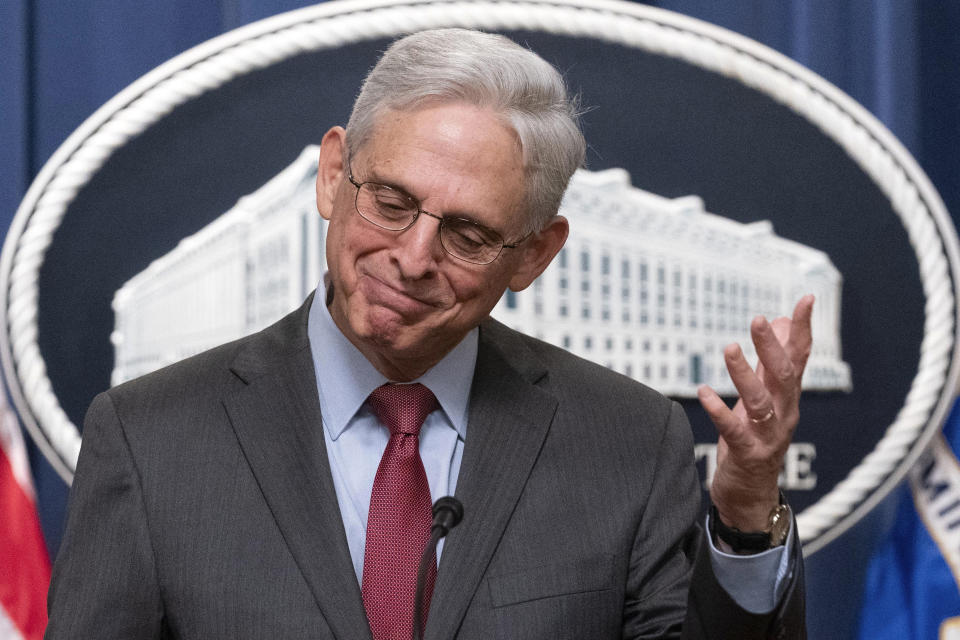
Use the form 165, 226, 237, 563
357, 107, 519, 174
356, 101, 523, 160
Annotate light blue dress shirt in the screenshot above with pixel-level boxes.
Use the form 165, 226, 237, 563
307, 280, 791, 614
308, 281, 472, 584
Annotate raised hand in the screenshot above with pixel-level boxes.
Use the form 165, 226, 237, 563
697, 295, 814, 533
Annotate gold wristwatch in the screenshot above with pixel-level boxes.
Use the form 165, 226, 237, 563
710, 493, 791, 553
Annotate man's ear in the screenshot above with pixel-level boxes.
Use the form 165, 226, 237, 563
508, 215, 569, 292
316, 126, 347, 221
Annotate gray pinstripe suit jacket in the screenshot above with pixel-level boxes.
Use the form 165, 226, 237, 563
46, 295, 805, 639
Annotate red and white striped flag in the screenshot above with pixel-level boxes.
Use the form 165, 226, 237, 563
0, 390, 50, 640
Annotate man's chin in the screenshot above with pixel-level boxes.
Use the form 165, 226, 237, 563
357, 308, 430, 352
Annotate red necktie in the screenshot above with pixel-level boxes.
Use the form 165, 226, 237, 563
362, 383, 439, 640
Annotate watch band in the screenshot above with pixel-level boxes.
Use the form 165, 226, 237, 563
709, 493, 791, 553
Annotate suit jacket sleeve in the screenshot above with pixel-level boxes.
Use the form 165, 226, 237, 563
45, 391, 166, 639
621, 400, 806, 639
683, 519, 806, 639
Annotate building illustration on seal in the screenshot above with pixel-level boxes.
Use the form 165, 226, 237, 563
111, 146, 851, 396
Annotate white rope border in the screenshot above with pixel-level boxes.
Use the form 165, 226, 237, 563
3, 0, 957, 554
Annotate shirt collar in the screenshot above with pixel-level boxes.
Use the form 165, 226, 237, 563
308, 277, 476, 441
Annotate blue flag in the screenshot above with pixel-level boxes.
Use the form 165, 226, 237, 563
857, 399, 960, 639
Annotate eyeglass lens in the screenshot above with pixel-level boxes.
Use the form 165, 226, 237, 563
355, 182, 504, 264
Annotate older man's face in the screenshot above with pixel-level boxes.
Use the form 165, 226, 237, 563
315, 102, 566, 380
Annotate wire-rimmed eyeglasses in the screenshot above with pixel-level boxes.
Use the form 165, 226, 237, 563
347, 171, 529, 265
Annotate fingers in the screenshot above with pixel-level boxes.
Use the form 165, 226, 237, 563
722, 342, 776, 423
704, 295, 814, 445
750, 315, 795, 399
750, 295, 815, 399
787, 294, 814, 372
769, 316, 790, 344
697, 384, 744, 444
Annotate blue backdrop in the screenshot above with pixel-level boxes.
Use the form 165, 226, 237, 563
3, 2, 959, 638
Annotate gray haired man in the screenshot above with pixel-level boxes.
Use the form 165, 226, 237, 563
47, 28, 809, 639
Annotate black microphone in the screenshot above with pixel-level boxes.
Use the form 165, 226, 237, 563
430, 496, 464, 536
412, 497, 465, 640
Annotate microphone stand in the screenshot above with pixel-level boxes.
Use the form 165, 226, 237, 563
412, 497, 464, 640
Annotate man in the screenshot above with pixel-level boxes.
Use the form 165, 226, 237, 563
46, 29, 809, 639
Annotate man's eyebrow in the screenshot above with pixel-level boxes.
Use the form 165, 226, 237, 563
361, 170, 416, 199
363, 170, 494, 227
366, 175, 486, 221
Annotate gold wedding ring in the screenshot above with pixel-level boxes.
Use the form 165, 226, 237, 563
750, 408, 776, 424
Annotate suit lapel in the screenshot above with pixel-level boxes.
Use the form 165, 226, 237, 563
223, 302, 372, 640
221, 306, 556, 640
426, 321, 557, 640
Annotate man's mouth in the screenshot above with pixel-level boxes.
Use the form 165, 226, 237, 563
358, 272, 444, 315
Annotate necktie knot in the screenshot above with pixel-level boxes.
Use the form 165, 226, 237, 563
368, 383, 438, 436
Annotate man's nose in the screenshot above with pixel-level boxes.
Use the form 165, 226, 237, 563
394, 212, 444, 278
